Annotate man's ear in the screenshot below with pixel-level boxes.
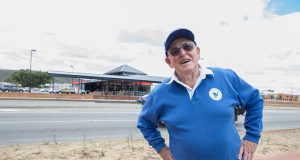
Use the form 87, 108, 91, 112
165, 57, 173, 68
196, 47, 200, 59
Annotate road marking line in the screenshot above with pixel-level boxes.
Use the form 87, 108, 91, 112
0, 111, 139, 114
0, 119, 137, 124
0, 109, 20, 112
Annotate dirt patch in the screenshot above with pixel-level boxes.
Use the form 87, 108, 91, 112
0, 129, 299, 160
255, 129, 300, 156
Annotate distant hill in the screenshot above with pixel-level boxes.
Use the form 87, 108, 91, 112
52, 77, 72, 84
0, 69, 72, 84
0, 69, 16, 82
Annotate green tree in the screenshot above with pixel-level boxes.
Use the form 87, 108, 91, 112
11, 69, 50, 87
11, 69, 29, 86
31, 71, 51, 87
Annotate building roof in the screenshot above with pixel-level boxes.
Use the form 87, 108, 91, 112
104, 64, 147, 75
48, 70, 166, 83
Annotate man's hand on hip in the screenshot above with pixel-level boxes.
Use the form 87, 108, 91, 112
238, 139, 257, 160
158, 147, 175, 160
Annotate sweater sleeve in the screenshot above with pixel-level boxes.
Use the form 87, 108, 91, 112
230, 70, 264, 144
137, 94, 167, 153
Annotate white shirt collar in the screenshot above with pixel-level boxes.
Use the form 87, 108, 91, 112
165, 64, 214, 87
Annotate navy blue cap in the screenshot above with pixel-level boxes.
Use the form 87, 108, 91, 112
164, 28, 196, 55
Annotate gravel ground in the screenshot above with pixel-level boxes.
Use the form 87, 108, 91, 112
0, 129, 300, 160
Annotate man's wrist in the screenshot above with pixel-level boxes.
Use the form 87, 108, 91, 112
159, 146, 169, 153
158, 146, 174, 160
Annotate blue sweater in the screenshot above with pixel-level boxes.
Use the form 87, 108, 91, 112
137, 67, 263, 160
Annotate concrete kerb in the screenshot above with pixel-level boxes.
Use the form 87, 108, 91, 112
264, 105, 300, 110
0, 97, 138, 104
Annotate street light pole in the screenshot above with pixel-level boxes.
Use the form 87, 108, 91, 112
70, 65, 74, 88
29, 49, 36, 93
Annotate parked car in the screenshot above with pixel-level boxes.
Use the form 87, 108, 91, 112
29, 88, 50, 93
18, 87, 30, 92
79, 90, 89, 94
0, 82, 24, 92
48, 88, 60, 94
138, 94, 149, 104
234, 106, 245, 121
40, 88, 50, 93
58, 88, 76, 94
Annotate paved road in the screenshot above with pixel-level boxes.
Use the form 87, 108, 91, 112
235, 108, 300, 130
0, 100, 299, 145
0, 101, 146, 145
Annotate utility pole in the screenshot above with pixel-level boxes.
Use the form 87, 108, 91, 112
29, 49, 36, 93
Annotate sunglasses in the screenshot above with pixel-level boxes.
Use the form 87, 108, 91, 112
167, 42, 196, 56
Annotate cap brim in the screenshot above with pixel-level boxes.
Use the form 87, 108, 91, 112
164, 28, 195, 52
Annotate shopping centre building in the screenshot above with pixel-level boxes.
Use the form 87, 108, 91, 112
48, 64, 166, 96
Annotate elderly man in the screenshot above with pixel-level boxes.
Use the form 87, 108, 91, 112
137, 28, 263, 160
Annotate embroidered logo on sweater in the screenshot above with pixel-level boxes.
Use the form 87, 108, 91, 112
209, 88, 222, 101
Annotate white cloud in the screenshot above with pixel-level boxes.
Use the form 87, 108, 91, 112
0, 0, 299, 94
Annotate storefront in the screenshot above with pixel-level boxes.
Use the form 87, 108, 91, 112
48, 64, 165, 96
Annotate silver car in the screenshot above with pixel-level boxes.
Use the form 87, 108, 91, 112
0, 82, 24, 92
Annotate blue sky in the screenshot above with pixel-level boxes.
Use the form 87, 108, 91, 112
267, 0, 300, 15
